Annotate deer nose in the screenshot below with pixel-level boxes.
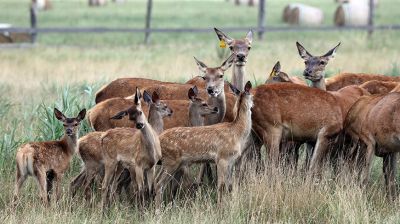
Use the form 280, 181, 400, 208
66, 129, 73, 135
169, 109, 173, 116
304, 69, 312, 76
213, 107, 219, 113
136, 123, 144, 129
237, 54, 245, 62
207, 87, 214, 94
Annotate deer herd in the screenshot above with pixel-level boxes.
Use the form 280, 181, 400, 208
12, 28, 400, 212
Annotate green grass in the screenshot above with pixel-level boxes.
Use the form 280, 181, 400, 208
1, 0, 400, 223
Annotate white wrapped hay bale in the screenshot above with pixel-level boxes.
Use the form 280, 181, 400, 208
335, 0, 378, 7
334, 1, 370, 26
31, 0, 51, 11
89, 0, 106, 6
287, 4, 324, 26
282, 3, 305, 22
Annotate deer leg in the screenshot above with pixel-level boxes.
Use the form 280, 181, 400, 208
309, 133, 330, 176
54, 173, 63, 202
70, 169, 86, 198
383, 153, 397, 200
265, 128, 282, 167
216, 158, 228, 205
83, 166, 100, 201
13, 168, 27, 205
134, 166, 145, 207
360, 139, 375, 187
101, 161, 117, 211
35, 169, 49, 206
145, 166, 155, 200
304, 143, 314, 171
155, 163, 180, 210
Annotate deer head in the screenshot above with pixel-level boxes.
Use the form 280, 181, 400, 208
54, 108, 86, 137
296, 42, 340, 82
143, 90, 173, 118
265, 61, 292, 84
110, 87, 147, 129
214, 28, 253, 66
194, 54, 234, 97
188, 86, 219, 116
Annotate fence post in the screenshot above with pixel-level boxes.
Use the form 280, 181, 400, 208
257, 0, 266, 40
368, 0, 374, 37
30, 6, 37, 43
144, 0, 153, 44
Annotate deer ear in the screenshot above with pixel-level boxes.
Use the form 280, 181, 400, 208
143, 90, 152, 104
279, 72, 291, 82
228, 82, 241, 96
245, 30, 253, 44
214, 27, 234, 45
110, 110, 128, 120
54, 108, 66, 121
134, 87, 141, 105
220, 54, 235, 71
270, 61, 281, 77
188, 87, 196, 101
322, 42, 341, 59
296, 41, 313, 60
152, 91, 160, 103
194, 56, 208, 73
76, 109, 87, 121
192, 85, 198, 95
244, 81, 252, 94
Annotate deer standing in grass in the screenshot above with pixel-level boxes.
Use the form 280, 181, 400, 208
214, 28, 252, 91
155, 81, 253, 208
100, 87, 162, 210
14, 108, 86, 206
70, 91, 172, 200
193, 55, 234, 185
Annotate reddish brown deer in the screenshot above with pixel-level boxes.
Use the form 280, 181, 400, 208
214, 28, 252, 91
326, 73, 400, 91
359, 80, 399, 95
155, 81, 253, 208
100, 87, 163, 209
14, 108, 86, 206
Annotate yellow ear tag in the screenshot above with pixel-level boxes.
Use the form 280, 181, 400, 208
219, 40, 226, 48
269, 70, 276, 78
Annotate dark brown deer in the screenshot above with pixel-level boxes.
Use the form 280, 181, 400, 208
14, 108, 86, 206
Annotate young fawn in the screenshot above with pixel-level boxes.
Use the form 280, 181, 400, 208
14, 108, 86, 206
193, 55, 234, 184
155, 81, 253, 208
214, 28, 252, 91
100, 87, 162, 209
70, 91, 172, 200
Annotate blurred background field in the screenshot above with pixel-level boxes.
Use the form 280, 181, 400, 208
0, 0, 400, 223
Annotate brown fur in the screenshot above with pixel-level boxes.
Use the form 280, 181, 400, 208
359, 80, 399, 95
154, 82, 254, 208
326, 73, 400, 91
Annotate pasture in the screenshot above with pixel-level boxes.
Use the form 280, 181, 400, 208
1, 0, 400, 223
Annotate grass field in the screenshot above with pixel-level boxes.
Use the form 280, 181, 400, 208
1, 0, 400, 223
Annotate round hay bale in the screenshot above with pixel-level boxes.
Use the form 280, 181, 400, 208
335, 0, 378, 7
288, 5, 324, 26
31, 0, 52, 11
282, 3, 305, 22
334, 2, 369, 26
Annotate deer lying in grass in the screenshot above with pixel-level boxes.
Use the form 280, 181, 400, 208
359, 80, 399, 95
326, 73, 400, 91
14, 108, 86, 206
70, 90, 171, 201
214, 28, 252, 91
265, 61, 307, 86
343, 83, 400, 199
155, 81, 253, 208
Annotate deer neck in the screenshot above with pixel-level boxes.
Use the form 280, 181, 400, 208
61, 133, 78, 155
310, 75, 326, 91
140, 121, 161, 165
189, 104, 204, 127
205, 91, 226, 125
233, 64, 246, 91
232, 95, 253, 148
148, 105, 164, 135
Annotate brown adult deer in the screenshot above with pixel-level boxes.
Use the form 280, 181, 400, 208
14, 108, 86, 206
326, 73, 400, 91
359, 80, 399, 95
155, 81, 253, 209
70, 91, 171, 200
214, 28, 252, 91
265, 61, 307, 85
100, 87, 163, 209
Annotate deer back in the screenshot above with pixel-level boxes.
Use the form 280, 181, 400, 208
326, 73, 400, 91
359, 80, 399, 95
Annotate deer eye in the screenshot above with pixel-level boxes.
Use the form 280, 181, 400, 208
229, 46, 233, 50
320, 61, 326, 65
74, 123, 78, 126
304, 61, 309, 65
202, 103, 207, 106
248, 47, 251, 50
218, 75, 223, 78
